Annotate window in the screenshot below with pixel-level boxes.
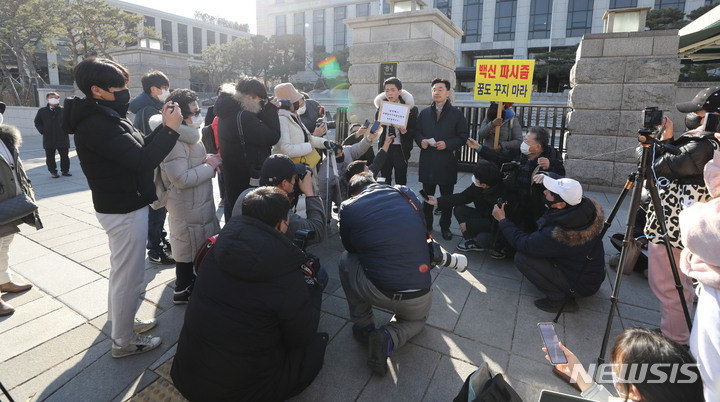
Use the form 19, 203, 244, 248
462, 0, 481, 42
313, 9, 324, 48
276, 15, 286, 36
655, 0, 685, 9
494, 0, 516, 41
529, 0, 552, 39
566, 0, 593, 37
178, 23, 188, 53
144, 16, 155, 29
610, 0, 636, 7
294, 12, 305, 36
193, 27, 202, 53
357, 3, 370, 16
383, 1, 391, 13
334, 6, 346, 51
207, 30, 215, 47
220, 33, 227, 44
706, 0, 720, 5
161, 20, 172, 51
435, 0, 452, 18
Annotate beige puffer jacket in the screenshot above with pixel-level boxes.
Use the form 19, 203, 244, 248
150, 116, 219, 262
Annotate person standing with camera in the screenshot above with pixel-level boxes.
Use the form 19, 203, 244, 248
415, 78, 469, 241
171, 186, 328, 401
644, 86, 720, 347
338, 173, 433, 377
216, 78, 281, 221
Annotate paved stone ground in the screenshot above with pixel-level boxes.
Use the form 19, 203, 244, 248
0, 134, 663, 402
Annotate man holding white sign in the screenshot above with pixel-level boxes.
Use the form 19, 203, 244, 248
373, 77, 418, 185
415, 78, 469, 240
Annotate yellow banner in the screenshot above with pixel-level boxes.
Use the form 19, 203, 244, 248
473, 59, 535, 103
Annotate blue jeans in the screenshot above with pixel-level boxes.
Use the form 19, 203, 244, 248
147, 206, 167, 253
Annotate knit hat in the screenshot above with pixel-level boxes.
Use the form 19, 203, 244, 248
704, 151, 720, 199
273, 83, 303, 103
543, 175, 583, 206
676, 86, 720, 113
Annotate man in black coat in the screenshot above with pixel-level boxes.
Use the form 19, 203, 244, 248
171, 186, 328, 401
34, 92, 71, 177
215, 77, 281, 220
415, 78, 469, 240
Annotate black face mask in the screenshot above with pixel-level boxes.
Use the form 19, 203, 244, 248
336, 153, 345, 163
97, 88, 130, 117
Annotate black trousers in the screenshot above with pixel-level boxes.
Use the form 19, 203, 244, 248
380, 145, 408, 185
514, 252, 570, 301
422, 183, 454, 230
45, 147, 69, 173
453, 205, 492, 239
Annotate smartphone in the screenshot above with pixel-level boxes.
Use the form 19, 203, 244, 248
376, 176, 387, 184
419, 189, 430, 201
167, 104, 175, 111
369, 121, 381, 134
538, 322, 568, 364
702, 112, 720, 133
363, 119, 370, 128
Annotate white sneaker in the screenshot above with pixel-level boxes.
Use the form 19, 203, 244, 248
112, 333, 162, 358
133, 318, 157, 334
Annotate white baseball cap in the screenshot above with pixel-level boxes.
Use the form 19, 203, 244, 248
543, 175, 582, 206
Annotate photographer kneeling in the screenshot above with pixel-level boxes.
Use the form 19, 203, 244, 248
492, 174, 605, 313
171, 186, 328, 401
338, 173, 433, 377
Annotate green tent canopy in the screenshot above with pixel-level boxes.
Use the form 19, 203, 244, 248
679, 4, 720, 63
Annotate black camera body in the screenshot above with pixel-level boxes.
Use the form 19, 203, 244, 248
278, 98, 300, 111
643, 107, 664, 130
703, 112, 720, 133
316, 117, 336, 130
293, 229, 316, 251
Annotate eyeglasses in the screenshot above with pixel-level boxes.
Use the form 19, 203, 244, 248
189, 110, 202, 117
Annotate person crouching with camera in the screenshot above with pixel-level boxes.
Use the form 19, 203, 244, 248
171, 186, 329, 401
492, 174, 605, 313
338, 173, 433, 377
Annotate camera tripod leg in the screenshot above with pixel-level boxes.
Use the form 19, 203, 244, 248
0, 380, 14, 402
645, 174, 693, 331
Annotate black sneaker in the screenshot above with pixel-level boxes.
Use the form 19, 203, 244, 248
61, 172, 72, 176
457, 239, 485, 252
441, 228, 453, 241
173, 287, 191, 304
51, 172, 60, 178
148, 251, 175, 265
352, 323, 375, 344
534, 297, 579, 313
489, 250, 506, 260
367, 327, 393, 376
162, 241, 172, 254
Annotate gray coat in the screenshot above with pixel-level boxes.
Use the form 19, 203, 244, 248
150, 116, 219, 262
0, 125, 42, 237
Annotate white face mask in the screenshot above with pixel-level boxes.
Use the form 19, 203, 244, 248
158, 89, 170, 102
190, 114, 203, 128
520, 141, 531, 155
48, 98, 60, 105
297, 104, 307, 115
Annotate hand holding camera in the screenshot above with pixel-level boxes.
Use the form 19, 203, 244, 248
162, 102, 183, 131
313, 123, 327, 137
537, 157, 550, 170
492, 203, 506, 221
298, 168, 314, 196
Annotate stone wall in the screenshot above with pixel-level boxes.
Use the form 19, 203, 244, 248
345, 9, 463, 123
566, 30, 680, 189
110, 48, 192, 98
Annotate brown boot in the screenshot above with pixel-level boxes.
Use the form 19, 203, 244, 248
0, 298, 14, 316
0, 281, 32, 293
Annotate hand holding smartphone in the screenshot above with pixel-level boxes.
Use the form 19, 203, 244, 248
419, 189, 429, 201
369, 121, 381, 134
538, 322, 568, 365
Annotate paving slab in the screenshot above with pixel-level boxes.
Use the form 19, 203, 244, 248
0, 307, 85, 362
11, 252, 102, 297
57, 278, 110, 319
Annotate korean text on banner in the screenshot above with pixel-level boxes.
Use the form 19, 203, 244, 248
474, 60, 535, 103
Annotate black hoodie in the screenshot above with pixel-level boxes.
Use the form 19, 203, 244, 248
62, 97, 179, 213
171, 216, 325, 401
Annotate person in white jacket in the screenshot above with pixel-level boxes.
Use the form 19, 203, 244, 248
679, 149, 720, 402
149, 89, 221, 304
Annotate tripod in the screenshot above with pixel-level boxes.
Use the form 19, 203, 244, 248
551, 128, 693, 374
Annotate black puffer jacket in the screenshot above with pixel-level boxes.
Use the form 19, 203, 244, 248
34, 105, 69, 148
215, 89, 281, 220
62, 97, 179, 213
499, 197, 606, 296
650, 130, 719, 185
415, 101, 469, 185
171, 216, 325, 401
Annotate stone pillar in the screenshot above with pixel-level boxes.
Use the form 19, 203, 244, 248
109, 48, 191, 96
345, 8, 463, 123
565, 29, 680, 190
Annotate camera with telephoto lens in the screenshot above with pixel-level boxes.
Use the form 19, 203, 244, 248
428, 240, 468, 272
293, 229, 324, 288
642, 107, 664, 130
316, 117, 336, 130
277, 98, 294, 111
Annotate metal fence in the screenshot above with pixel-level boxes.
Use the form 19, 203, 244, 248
332, 104, 570, 170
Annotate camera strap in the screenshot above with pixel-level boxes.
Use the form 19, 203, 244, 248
390, 186, 431, 239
